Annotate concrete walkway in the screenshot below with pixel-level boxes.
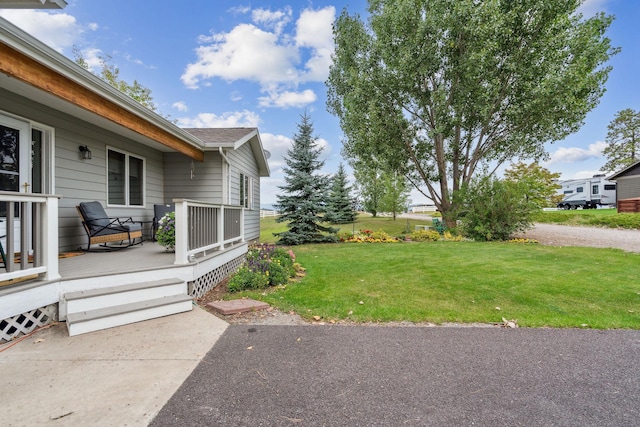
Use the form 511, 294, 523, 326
152, 325, 640, 426
0, 306, 227, 427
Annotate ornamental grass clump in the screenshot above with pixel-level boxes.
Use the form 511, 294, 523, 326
228, 244, 297, 292
156, 212, 175, 251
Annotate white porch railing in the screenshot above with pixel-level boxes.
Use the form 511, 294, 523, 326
0, 191, 61, 283
173, 199, 244, 265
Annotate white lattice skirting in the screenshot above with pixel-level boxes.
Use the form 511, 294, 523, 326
1, 304, 57, 343
188, 254, 245, 298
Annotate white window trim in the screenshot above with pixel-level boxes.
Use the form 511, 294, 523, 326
32, 122, 55, 194
106, 146, 146, 208
240, 172, 254, 210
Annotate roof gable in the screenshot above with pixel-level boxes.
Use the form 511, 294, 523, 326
607, 160, 640, 180
183, 127, 270, 177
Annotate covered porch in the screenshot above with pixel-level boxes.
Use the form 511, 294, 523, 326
0, 195, 248, 341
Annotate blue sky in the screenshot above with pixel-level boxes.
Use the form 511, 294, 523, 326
1, 0, 638, 207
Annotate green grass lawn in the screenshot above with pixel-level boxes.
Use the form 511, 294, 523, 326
250, 213, 640, 329
238, 239, 640, 329
533, 208, 640, 229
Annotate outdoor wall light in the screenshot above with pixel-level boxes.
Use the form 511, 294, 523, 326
79, 145, 92, 160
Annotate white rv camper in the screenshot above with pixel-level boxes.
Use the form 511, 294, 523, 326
557, 174, 617, 209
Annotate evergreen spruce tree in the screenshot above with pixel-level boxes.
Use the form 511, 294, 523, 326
325, 163, 357, 224
274, 113, 338, 245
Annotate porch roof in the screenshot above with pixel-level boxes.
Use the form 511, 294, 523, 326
0, 0, 67, 8
0, 16, 205, 161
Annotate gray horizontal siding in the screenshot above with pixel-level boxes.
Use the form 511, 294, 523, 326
617, 176, 640, 200
163, 151, 223, 203
1, 90, 165, 251
226, 143, 260, 241
2, 89, 265, 250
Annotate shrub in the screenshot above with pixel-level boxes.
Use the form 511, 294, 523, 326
455, 177, 536, 241
228, 266, 269, 292
411, 229, 441, 241
227, 244, 298, 292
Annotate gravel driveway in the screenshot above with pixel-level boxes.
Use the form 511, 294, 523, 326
399, 214, 640, 253
520, 223, 640, 253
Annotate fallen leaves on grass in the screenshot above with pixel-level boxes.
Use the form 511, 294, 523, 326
500, 317, 518, 328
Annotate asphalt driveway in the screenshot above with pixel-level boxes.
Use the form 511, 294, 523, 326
151, 325, 640, 426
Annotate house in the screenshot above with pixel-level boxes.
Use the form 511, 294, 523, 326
0, 16, 269, 341
607, 160, 640, 213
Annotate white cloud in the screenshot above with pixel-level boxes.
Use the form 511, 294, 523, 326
180, 6, 335, 108
182, 23, 299, 89
573, 170, 607, 179
176, 110, 260, 128
577, 0, 610, 17
78, 47, 103, 71
260, 175, 285, 205
252, 7, 292, 35
261, 133, 293, 171
546, 141, 607, 164
295, 6, 336, 82
172, 101, 188, 112
258, 89, 317, 108
0, 10, 87, 52
229, 6, 251, 15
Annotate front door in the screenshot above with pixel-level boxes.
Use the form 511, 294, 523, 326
0, 115, 32, 253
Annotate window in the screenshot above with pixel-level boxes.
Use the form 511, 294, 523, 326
107, 148, 145, 206
604, 184, 616, 191
239, 172, 252, 209
576, 187, 583, 193
564, 190, 573, 194
592, 185, 599, 195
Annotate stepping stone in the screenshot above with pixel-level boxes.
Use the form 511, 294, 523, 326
206, 299, 270, 315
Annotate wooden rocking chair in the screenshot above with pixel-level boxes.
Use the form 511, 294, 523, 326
76, 201, 143, 251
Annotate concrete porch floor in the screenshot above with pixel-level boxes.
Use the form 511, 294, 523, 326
58, 240, 177, 278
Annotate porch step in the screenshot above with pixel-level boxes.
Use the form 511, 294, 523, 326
61, 278, 193, 336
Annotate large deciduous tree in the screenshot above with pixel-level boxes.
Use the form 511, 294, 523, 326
274, 113, 338, 245
74, 47, 157, 111
504, 162, 561, 208
602, 108, 640, 173
351, 157, 385, 216
327, 0, 618, 227
379, 170, 410, 220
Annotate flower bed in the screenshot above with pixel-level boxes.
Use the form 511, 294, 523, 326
228, 244, 300, 292
340, 229, 401, 243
